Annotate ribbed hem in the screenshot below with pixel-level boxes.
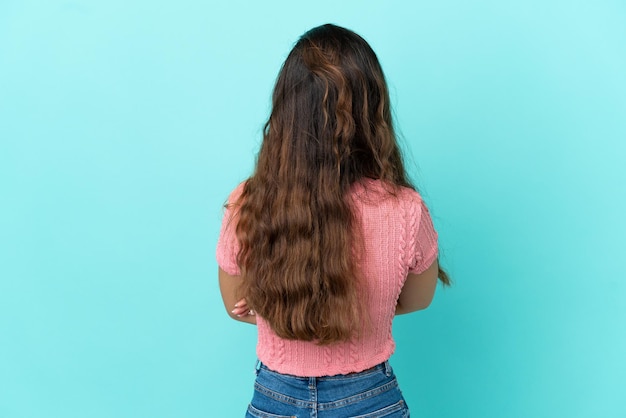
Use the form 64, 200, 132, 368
257, 343, 396, 377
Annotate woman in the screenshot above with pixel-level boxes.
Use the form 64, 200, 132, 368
217, 23, 450, 418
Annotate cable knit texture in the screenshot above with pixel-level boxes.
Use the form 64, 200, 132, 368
216, 179, 438, 377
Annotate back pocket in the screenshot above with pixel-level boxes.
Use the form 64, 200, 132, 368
246, 403, 297, 418
351, 399, 409, 418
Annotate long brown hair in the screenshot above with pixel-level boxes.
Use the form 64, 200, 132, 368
234, 24, 449, 345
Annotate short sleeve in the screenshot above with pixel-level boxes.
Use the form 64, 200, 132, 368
215, 183, 245, 276
407, 198, 439, 275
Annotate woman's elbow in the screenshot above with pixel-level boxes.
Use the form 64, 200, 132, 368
395, 297, 433, 315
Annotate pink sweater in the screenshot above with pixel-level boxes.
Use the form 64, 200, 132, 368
216, 179, 438, 377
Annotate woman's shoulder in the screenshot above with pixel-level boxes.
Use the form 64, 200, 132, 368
350, 178, 424, 205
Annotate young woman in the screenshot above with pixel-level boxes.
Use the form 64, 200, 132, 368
217, 23, 450, 418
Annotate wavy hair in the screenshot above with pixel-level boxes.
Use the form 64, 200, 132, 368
234, 24, 449, 345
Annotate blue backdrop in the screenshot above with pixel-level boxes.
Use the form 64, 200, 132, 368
1, 1, 625, 417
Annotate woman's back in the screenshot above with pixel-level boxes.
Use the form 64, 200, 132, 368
217, 179, 438, 376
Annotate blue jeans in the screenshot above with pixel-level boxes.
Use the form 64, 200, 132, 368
245, 361, 410, 418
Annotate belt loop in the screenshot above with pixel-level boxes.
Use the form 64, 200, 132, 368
254, 359, 261, 376
384, 360, 392, 377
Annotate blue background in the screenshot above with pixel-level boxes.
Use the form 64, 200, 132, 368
1, 1, 625, 417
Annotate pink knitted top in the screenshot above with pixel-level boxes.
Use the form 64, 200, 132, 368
216, 179, 438, 377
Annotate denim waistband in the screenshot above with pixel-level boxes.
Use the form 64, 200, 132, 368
249, 359, 404, 415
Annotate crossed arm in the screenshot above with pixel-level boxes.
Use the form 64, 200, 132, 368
218, 268, 257, 324
394, 259, 439, 315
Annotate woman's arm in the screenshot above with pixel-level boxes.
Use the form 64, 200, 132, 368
395, 259, 439, 315
218, 267, 257, 325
